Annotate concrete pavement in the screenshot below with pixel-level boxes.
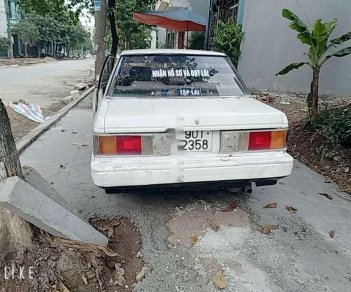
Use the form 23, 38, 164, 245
0, 59, 94, 107
20, 97, 351, 291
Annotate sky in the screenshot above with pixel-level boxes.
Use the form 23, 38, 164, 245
80, 9, 94, 27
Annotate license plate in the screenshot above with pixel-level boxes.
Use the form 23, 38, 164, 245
179, 131, 212, 151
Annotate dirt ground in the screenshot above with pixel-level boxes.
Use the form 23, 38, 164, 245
0, 218, 143, 292
255, 91, 351, 194
6, 102, 65, 142
0, 57, 55, 67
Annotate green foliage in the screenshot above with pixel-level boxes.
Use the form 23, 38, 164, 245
189, 32, 205, 50
116, 0, 155, 50
276, 9, 349, 74
20, 14, 60, 44
66, 23, 91, 51
311, 107, 351, 160
18, 0, 80, 26
11, 13, 90, 55
211, 21, 244, 67
0, 37, 9, 51
12, 19, 40, 46
276, 9, 351, 120
18, 0, 154, 52
276, 62, 309, 75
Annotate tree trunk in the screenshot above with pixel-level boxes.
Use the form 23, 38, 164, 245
310, 67, 320, 120
125, 27, 129, 50
37, 44, 40, 58
95, 0, 107, 79
51, 40, 54, 57
0, 99, 33, 253
108, 0, 118, 57
24, 43, 28, 58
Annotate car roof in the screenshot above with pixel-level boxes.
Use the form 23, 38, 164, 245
120, 49, 226, 57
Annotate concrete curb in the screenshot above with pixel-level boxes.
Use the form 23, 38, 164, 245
0, 176, 108, 246
16, 86, 95, 154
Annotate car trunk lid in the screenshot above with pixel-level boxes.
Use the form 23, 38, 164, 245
103, 97, 288, 133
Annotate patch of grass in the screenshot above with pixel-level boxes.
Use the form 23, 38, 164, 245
311, 107, 351, 160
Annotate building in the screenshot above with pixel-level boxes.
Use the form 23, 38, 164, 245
0, 1, 7, 38
0, 0, 9, 57
154, 0, 210, 49
0, 0, 22, 57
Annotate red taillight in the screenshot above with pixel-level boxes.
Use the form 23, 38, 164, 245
249, 131, 271, 150
117, 136, 141, 154
97, 135, 142, 155
248, 131, 287, 150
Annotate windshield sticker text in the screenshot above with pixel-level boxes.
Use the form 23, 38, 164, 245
177, 88, 201, 96
152, 68, 210, 78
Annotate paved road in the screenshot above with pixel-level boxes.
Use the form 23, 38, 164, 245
20, 97, 351, 292
0, 59, 94, 107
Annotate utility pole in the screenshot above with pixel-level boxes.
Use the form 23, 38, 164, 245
94, 0, 106, 80
205, 0, 213, 50
4, 0, 13, 58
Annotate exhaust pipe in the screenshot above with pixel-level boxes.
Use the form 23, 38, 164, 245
242, 183, 253, 195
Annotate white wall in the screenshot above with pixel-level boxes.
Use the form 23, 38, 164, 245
156, 27, 167, 48
238, 0, 351, 96
0, 1, 8, 38
150, 30, 157, 49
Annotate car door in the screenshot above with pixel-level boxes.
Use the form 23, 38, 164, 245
93, 54, 117, 115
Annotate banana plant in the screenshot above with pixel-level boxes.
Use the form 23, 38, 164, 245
276, 9, 351, 120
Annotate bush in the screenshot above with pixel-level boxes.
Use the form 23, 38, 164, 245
0, 37, 9, 51
212, 21, 244, 67
311, 107, 351, 159
0, 37, 9, 57
189, 32, 205, 50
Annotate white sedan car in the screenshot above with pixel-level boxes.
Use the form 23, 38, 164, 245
92, 49, 293, 193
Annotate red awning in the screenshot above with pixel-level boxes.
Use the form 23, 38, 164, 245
133, 9, 206, 32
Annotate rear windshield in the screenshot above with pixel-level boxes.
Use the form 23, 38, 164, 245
107, 54, 245, 98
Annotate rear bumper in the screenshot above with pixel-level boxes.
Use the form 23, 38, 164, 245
91, 151, 293, 188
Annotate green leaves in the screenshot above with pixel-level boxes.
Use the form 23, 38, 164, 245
12, 19, 40, 46
282, 9, 308, 33
311, 19, 336, 57
17, 0, 67, 17
279, 8, 351, 121
189, 32, 205, 50
282, 9, 313, 45
276, 62, 308, 76
116, 0, 155, 50
322, 46, 351, 65
11, 13, 91, 52
279, 8, 351, 70
0, 37, 9, 51
329, 31, 351, 46
212, 21, 245, 67
330, 46, 351, 57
